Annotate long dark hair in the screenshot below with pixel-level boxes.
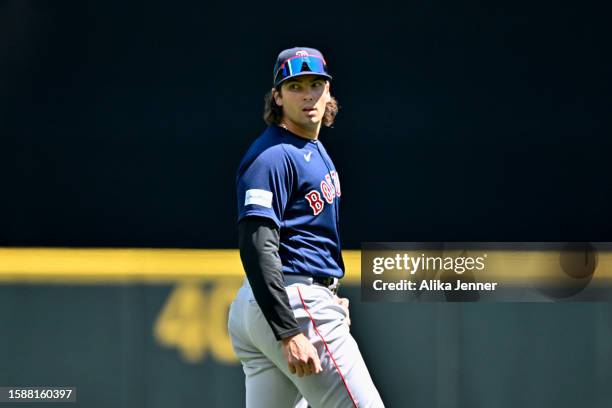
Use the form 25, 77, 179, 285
263, 87, 339, 127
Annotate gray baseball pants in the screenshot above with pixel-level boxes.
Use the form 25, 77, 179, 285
228, 277, 384, 408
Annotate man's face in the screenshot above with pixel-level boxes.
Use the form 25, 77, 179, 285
273, 75, 331, 132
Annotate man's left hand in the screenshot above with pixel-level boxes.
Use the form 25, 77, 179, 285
334, 296, 351, 327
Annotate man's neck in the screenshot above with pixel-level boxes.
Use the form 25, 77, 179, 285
279, 121, 320, 141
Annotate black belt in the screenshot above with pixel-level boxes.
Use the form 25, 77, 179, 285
313, 276, 336, 287
312, 276, 340, 294
287, 274, 340, 294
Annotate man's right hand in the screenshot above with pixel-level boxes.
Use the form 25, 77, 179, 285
281, 333, 323, 377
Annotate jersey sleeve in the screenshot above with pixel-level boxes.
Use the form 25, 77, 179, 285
236, 146, 294, 228
238, 217, 301, 340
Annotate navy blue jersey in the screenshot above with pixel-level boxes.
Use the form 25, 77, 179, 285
236, 125, 344, 279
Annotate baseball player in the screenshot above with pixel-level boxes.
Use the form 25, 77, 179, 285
228, 47, 384, 407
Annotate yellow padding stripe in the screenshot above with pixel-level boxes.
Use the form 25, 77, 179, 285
1, 248, 611, 284
0, 248, 361, 284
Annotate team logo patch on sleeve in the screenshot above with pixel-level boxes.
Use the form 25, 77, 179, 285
245, 189, 273, 208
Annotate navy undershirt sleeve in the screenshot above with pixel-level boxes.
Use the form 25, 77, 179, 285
238, 216, 301, 341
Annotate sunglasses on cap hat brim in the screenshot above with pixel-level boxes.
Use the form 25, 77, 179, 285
274, 55, 332, 86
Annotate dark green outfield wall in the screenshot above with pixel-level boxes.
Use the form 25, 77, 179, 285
1, 282, 611, 408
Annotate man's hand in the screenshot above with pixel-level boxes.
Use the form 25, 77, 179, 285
335, 296, 351, 327
281, 333, 322, 377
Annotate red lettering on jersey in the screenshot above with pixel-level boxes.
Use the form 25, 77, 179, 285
321, 176, 336, 204
330, 171, 341, 197
305, 190, 324, 215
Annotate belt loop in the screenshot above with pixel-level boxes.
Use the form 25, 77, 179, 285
330, 279, 340, 295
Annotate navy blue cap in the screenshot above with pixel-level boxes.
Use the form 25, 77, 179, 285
272, 47, 332, 87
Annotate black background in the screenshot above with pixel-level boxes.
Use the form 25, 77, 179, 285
2, 1, 610, 246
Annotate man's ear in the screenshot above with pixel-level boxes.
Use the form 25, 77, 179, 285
272, 88, 283, 106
